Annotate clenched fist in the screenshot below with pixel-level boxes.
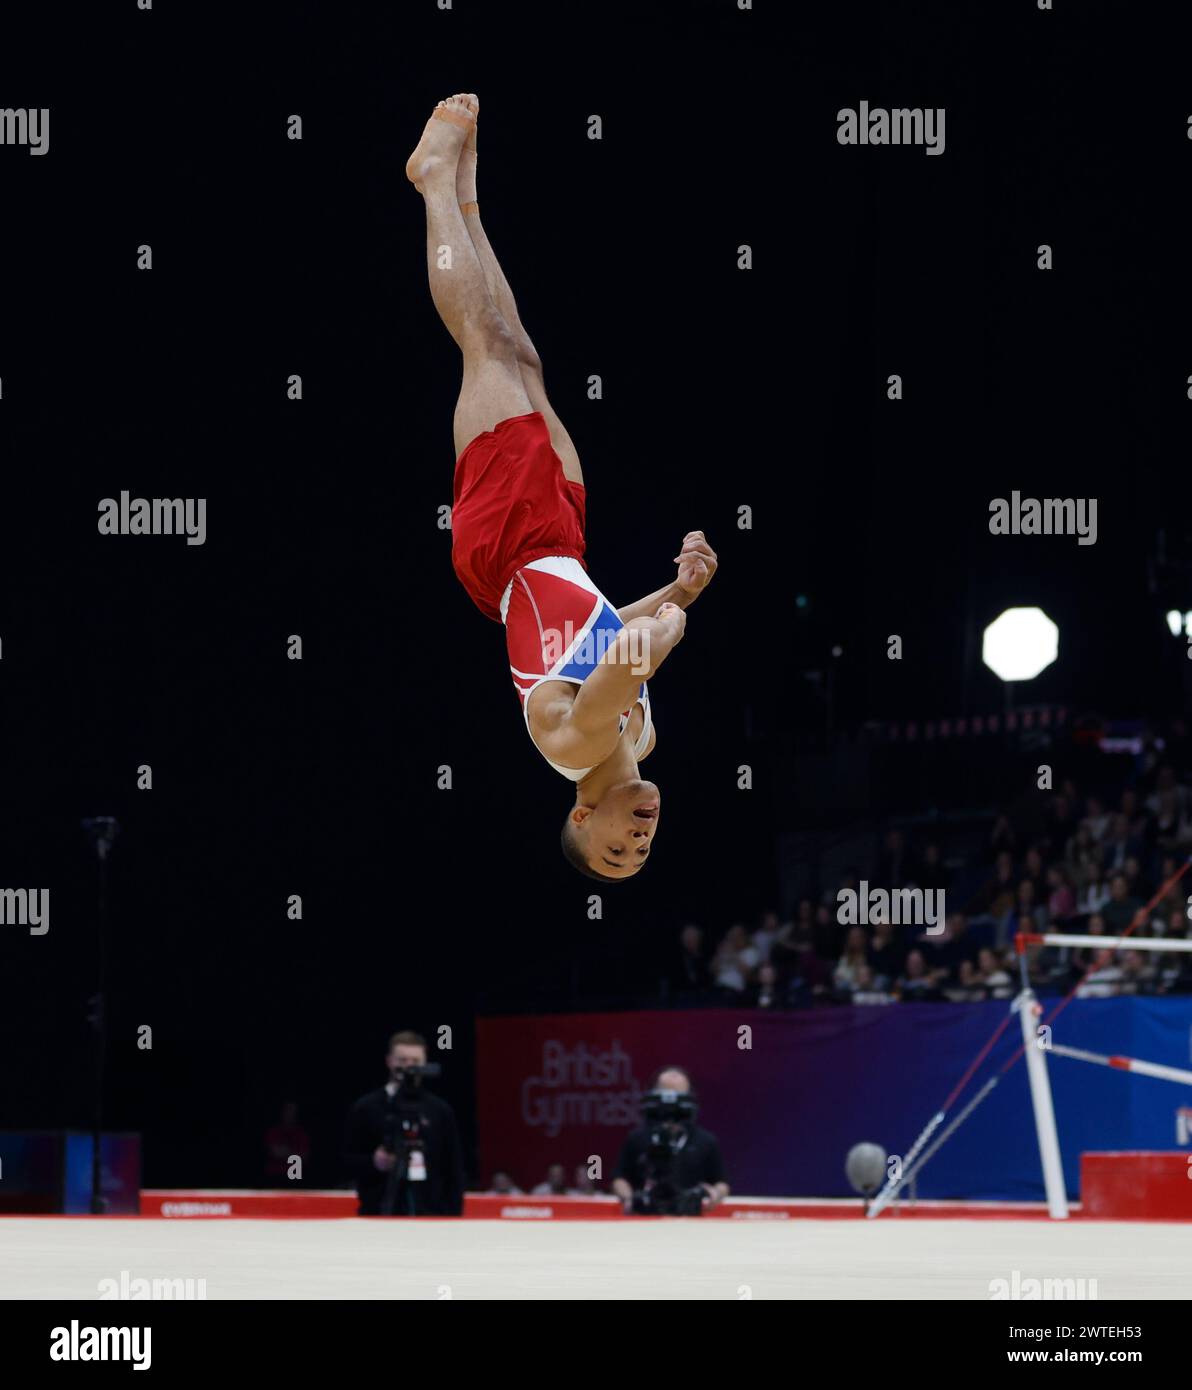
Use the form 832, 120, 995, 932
674, 530, 717, 597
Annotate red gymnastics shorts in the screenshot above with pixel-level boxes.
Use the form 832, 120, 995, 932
451, 411, 588, 622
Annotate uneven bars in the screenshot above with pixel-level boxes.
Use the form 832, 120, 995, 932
1046, 1042, 1192, 1087
1018, 932, 1192, 953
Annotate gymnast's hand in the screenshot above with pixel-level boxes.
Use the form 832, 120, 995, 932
674, 530, 717, 599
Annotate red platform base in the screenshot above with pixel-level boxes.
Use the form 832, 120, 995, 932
1080, 1152, 1192, 1220
134, 1190, 1062, 1220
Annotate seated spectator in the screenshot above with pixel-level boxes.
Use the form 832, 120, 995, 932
1101, 814, 1136, 874
1044, 792, 1078, 858
1076, 871, 1110, 917
672, 924, 712, 997
1021, 846, 1046, 900
812, 901, 840, 961
712, 924, 758, 994
572, 1164, 598, 1196
1117, 949, 1156, 995
1072, 913, 1114, 974
895, 949, 943, 1001
1044, 865, 1075, 922
1015, 878, 1046, 933
852, 962, 894, 1006
531, 1163, 574, 1196
975, 947, 1014, 1000
833, 926, 870, 996
1066, 825, 1103, 890
1101, 872, 1141, 934
917, 912, 975, 980
751, 962, 781, 1009
489, 1171, 523, 1195
1156, 910, 1192, 994
752, 910, 781, 963
1081, 795, 1111, 843
1122, 854, 1151, 902
1146, 766, 1189, 821
868, 917, 905, 989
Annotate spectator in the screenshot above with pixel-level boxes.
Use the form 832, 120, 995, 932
1021, 847, 1046, 899
751, 962, 781, 1009
712, 924, 758, 994
1101, 814, 1136, 873
752, 910, 781, 963
852, 962, 893, 1006
489, 1171, 523, 1195
671, 924, 712, 997
1081, 796, 1111, 843
1101, 872, 1141, 934
531, 1163, 573, 1196
918, 913, 975, 980
572, 1164, 598, 1196
868, 918, 905, 988
812, 901, 840, 961
1045, 865, 1075, 922
896, 949, 942, 1001
1015, 879, 1045, 933
1076, 870, 1110, 917
833, 926, 870, 995
975, 947, 1014, 1000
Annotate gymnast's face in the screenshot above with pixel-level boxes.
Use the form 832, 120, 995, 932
573, 779, 660, 878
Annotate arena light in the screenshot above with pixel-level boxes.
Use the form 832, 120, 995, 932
981, 606, 1058, 683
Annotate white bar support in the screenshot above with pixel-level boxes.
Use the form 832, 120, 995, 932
1016, 987, 1069, 1220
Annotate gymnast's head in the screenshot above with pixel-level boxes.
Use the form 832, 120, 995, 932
561, 779, 660, 881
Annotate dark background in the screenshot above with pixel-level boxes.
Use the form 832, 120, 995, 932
0, 0, 1189, 1187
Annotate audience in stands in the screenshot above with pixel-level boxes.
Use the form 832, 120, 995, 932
667, 747, 1192, 1008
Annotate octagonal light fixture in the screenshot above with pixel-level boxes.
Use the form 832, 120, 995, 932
982, 606, 1059, 682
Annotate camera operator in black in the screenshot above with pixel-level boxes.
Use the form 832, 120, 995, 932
345, 1030, 465, 1216
611, 1066, 729, 1215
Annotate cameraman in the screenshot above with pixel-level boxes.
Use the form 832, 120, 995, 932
611, 1065, 729, 1214
345, 1030, 465, 1216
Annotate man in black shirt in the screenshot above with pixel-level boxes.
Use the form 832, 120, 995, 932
611, 1066, 729, 1214
345, 1030, 466, 1216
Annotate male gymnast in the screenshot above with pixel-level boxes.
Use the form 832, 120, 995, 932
407, 94, 717, 881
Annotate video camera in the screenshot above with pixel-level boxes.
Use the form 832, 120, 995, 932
379, 1062, 442, 1215
630, 1088, 705, 1217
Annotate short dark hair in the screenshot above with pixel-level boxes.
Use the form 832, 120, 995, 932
387, 1030, 427, 1052
560, 815, 625, 882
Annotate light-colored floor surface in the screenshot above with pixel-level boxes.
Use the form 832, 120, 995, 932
4, 1217, 1190, 1300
